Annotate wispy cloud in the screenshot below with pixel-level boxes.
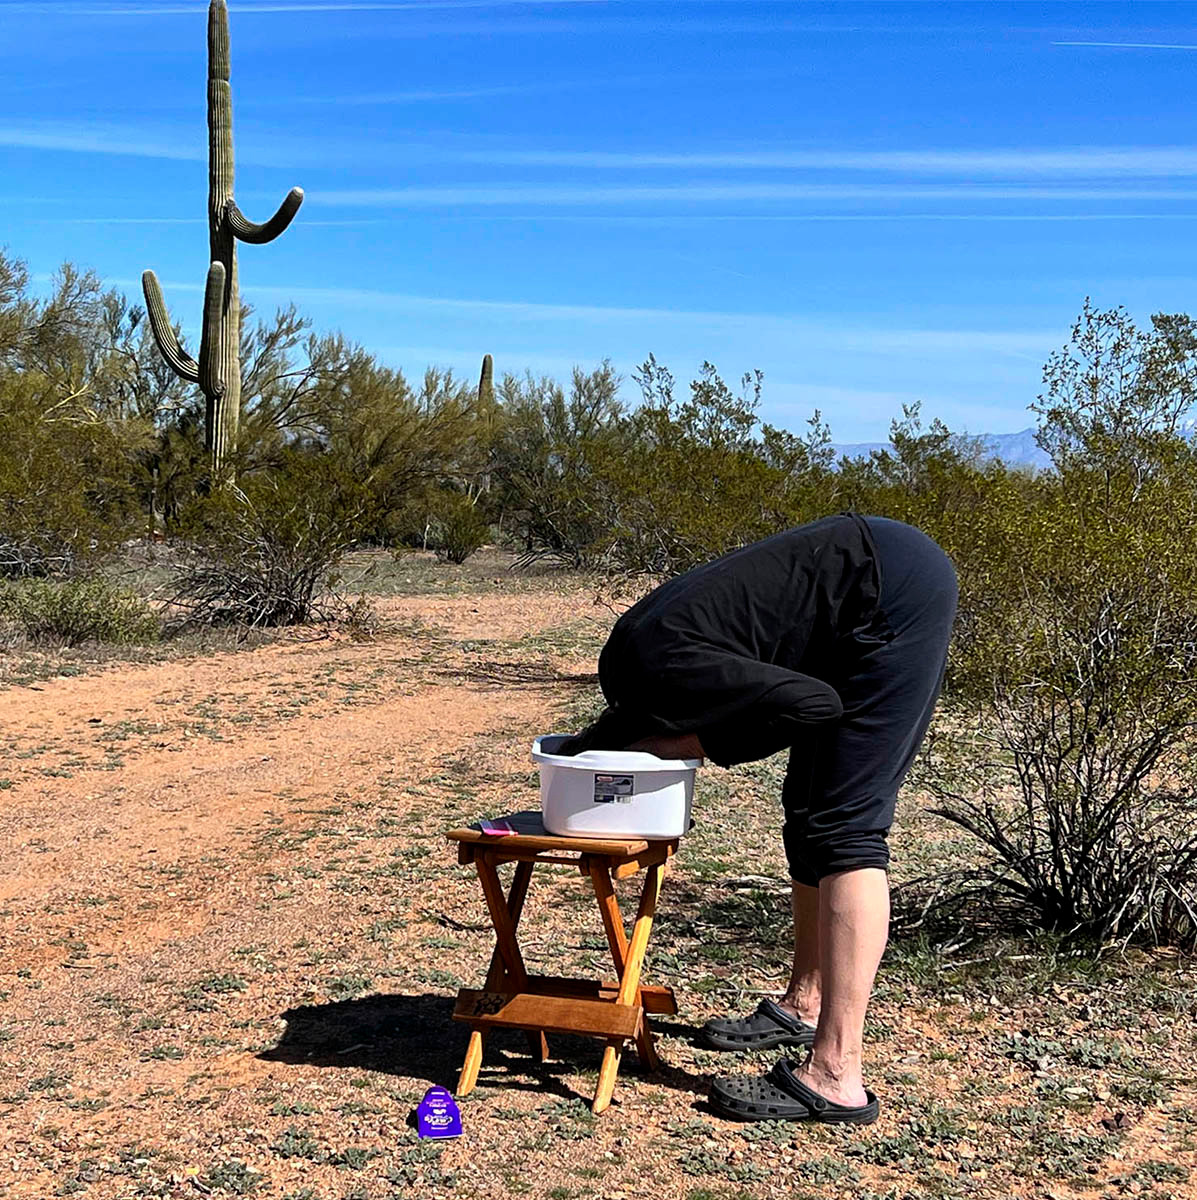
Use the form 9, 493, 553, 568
308, 72, 684, 106
308, 182, 1197, 207
7, 0, 611, 13
1053, 41, 1197, 51
0, 119, 329, 168
0, 122, 203, 162
120, 275, 1054, 357
479, 212, 1197, 224
44, 217, 385, 227
458, 146, 1197, 176
14, 118, 1197, 201
27, 209, 1197, 226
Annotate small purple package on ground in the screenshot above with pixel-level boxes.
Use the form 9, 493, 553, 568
416, 1086, 463, 1139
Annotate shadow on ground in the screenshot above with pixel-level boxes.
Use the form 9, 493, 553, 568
260, 993, 712, 1106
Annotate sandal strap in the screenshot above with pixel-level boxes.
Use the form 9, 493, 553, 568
757, 998, 813, 1036
768, 1060, 873, 1114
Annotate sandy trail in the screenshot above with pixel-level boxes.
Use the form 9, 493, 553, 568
0, 590, 602, 1198
1, 581, 1192, 1200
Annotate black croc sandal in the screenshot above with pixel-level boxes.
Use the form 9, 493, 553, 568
710, 1059, 880, 1125
703, 998, 817, 1052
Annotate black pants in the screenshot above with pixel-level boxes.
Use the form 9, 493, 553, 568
782, 517, 957, 886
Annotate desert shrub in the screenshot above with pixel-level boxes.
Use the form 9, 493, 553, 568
929, 459, 1197, 947
0, 576, 160, 646
1031, 299, 1197, 487
593, 357, 837, 576
167, 452, 371, 628
0, 255, 187, 570
426, 489, 490, 564
923, 305, 1197, 949
241, 329, 487, 548
490, 363, 629, 567
0, 370, 140, 577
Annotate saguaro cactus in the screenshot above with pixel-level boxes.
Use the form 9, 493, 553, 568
142, 0, 303, 476
477, 353, 495, 408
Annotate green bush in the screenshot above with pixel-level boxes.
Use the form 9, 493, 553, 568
592, 358, 836, 576
0, 371, 140, 578
490, 363, 628, 567
168, 452, 371, 628
0, 577, 160, 646
911, 305, 1197, 950
926, 450, 1197, 949
426, 489, 490, 564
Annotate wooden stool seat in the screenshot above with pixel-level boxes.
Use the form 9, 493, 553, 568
447, 810, 679, 1113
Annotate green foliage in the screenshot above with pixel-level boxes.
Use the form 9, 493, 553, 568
1032, 298, 1197, 481
237, 319, 486, 548
168, 451, 371, 627
490, 362, 628, 567
490, 356, 836, 575
916, 308, 1197, 949
0, 256, 155, 575
0, 373, 134, 576
0, 577, 160, 647
928, 448, 1197, 947
426, 488, 490, 564
592, 356, 835, 575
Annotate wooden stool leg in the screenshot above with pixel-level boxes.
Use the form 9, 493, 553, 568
591, 861, 657, 1071
458, 1030, 486, 1096
476, 856, 531, 988
457, 859, 539, 1096
593, 859, 664, 1113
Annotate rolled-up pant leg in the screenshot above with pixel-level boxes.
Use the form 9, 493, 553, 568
783, 519, 957, 885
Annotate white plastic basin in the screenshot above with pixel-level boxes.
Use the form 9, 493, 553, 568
532, 734, 700, 840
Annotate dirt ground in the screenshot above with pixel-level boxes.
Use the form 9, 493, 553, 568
1, 560, 1195, 1200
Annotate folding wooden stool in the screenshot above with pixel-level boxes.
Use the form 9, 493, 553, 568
446, 811, 678, 1113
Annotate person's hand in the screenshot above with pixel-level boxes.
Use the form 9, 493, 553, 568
627, 733, 705, 761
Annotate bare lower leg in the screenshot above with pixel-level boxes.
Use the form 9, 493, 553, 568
779, 881, 820, 1024
797, 867, 889, 1107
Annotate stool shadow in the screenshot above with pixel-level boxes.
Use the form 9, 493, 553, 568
258, 993, 711, 1105
259, 993, 463, 1089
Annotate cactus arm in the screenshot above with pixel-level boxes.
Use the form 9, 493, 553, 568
142, 269, 201, 384
225, 188, 304, 244
198, 261, 228, 399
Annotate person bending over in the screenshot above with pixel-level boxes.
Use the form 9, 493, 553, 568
558, 513, 957, 1124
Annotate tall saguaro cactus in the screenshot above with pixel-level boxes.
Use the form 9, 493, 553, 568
142, 0, 303, 476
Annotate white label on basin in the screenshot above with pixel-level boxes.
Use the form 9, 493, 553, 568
593, 773, 634, 804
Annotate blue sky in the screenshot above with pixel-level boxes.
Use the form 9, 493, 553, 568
3, 0, 1197, 441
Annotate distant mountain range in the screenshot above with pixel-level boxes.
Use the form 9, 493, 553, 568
833, 427, 1052, 471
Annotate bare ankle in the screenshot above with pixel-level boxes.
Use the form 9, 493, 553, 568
778, 993, 820, 1025
806, 1050, 863, 1088
800, 1054, 867, 1105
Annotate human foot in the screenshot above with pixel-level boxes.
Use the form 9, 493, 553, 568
710, 1058, 879, 1124
792, 1056, 868, 1109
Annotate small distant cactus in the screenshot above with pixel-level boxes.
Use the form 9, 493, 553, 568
477, 353, 495, 408
142, 0, 303, 477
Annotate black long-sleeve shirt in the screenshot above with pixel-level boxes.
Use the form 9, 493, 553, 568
585, 514, 884, 768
